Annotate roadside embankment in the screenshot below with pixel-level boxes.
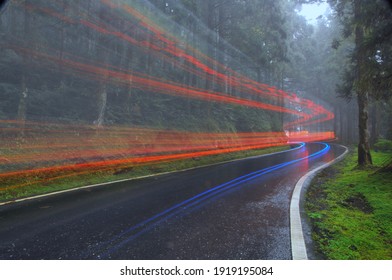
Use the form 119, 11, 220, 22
305, 148, 392, 259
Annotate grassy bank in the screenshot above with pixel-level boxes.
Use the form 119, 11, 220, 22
306, 148, 392, 259
0, 145, 289, 203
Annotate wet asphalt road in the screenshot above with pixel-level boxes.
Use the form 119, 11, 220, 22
0, 142, 346, 260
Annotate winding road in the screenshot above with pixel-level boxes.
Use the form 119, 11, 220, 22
0, 142, 346, 259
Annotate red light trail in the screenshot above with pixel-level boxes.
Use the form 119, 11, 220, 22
0, 0, 336, 193
21, 0, 333, 125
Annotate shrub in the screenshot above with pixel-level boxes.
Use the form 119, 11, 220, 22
374, 138, 392, 152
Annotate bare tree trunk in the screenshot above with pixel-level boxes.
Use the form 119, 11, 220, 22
17, 0, 31, 135
94, 4, 108, 127
355, 0, 372, 166
334, 105, 339, 140
357, 92, 372, 165
370, 101, 380, 146
95, 83, 107, 127
339, 106, 345, 143
17, 76, 28, 124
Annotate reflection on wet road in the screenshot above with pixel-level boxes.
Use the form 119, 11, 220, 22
0, 142, 346, 259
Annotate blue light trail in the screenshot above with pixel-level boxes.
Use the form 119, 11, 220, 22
91, 142, 330, 258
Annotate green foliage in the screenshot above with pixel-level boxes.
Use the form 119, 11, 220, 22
374, 139, 392, 152
306, 149, 392, 259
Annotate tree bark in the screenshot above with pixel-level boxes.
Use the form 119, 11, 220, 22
95, 83, 107, 127
355, 0, 372, 166
17, 0, 31, 134
334, 105, 339, 140
17, 76, 28, 123
370, 101, 380, 146
94, 4, 109, 127
357, 92, 372, 165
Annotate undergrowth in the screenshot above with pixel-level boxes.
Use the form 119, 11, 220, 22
306, 149, 392, 259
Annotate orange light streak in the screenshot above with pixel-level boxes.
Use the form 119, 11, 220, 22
0, 1, 337, 194
20, 1, 333, 128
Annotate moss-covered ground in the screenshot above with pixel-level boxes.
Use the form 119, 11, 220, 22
306, 149, 392, 259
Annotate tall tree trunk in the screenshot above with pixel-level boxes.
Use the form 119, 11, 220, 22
342, 105, 349, 143
357, 92, 372, 165
95, 83, 107, 127
355, 0, 372, 166
94, 4, 109, 127
17, 0, 31, 134
339, 105, 344, 142
17, 76, 28, 124
370, 101, 380, 146
334, 105, 339, 140
200, 0, 215, 120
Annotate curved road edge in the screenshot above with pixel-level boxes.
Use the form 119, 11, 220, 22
0, 144, 304, 207
290, 144, 349, 260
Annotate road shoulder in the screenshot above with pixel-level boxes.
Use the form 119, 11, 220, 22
290, 144, 348, 260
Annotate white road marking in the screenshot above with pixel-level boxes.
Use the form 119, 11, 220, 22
290, 144, 348, 260
0, 145, 299, 207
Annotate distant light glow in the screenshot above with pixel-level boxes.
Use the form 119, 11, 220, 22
297, 3, 329, 24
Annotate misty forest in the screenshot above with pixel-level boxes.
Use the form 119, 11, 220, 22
0, 0, 392, 262
0, 0, 391, 198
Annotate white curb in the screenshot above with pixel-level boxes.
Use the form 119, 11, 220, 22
290, 144, 348, 260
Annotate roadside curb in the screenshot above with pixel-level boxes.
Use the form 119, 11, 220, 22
0, 145, 302, 207
290, 144, 349, 260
